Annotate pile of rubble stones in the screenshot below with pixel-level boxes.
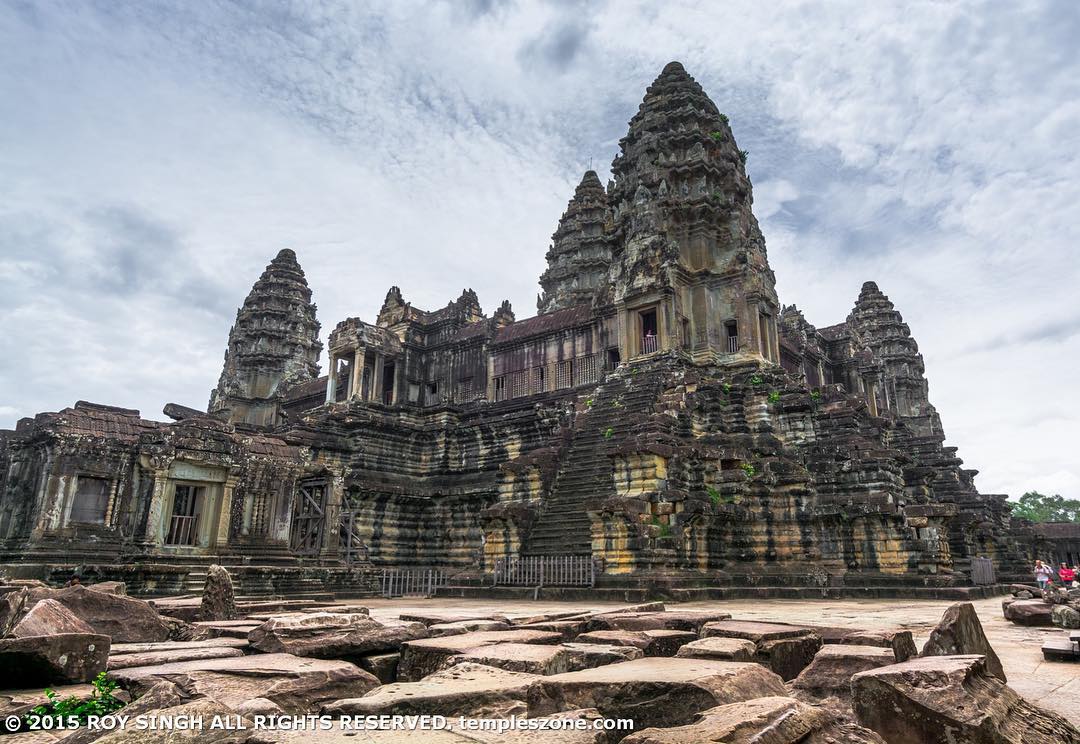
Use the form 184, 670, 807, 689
1002, 583, 1080, 629
0, 571, 1077, 743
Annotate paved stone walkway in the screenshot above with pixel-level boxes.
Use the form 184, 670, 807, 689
359, 595, 1080, 724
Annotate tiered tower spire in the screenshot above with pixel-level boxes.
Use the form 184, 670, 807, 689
537, 170, 612, 314
209, 249, 322, 427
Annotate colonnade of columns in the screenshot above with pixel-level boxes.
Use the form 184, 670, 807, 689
325, 347, 394, 404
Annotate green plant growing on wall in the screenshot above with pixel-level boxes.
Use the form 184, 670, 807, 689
718, 113, 729, 125
611, 400, 622, 408
710, 130, 724, 142
722, 382, 732, 393
768, 390, 781, 403
708, 486, 722, 506
712, 190, 724, 200
738, 149, 749, 164
750, 374, 763, 386
740, 463, 756, 478
28, 673, 125, 727
810, 390, 822, 401
651, 515, 672, 538
603, 427, 614, 439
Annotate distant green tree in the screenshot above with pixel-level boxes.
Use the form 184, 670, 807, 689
1010, 491, 1080, 523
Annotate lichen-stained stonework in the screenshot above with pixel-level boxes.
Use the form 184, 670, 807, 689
0, 62, 1046, 595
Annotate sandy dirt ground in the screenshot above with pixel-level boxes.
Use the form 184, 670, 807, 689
356, 595, 1080, 725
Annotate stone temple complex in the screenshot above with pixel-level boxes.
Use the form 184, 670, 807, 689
0, 62, 1055, 598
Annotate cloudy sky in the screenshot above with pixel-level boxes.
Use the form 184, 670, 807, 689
1, 1, 1077, 500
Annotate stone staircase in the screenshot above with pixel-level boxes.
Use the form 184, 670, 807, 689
524, 364, 668, 556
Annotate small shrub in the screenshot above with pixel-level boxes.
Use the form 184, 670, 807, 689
712, 189, 724, 200
750, 374, 763, 386
810, 390, 822, 401
718, 113, 729, 125
28, 673, 125, 727
603, 427, 614, 439
738, 149, 749, 164
585, 398, 594, 408
651, 516, 672, 538
710, 130, 724, 142
722, 382, 732, 393
707, 486, 722, 506
740, 463, 756, 478
768, 390, 781, 403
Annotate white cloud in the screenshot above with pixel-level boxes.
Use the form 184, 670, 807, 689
0, 0, 1077, 500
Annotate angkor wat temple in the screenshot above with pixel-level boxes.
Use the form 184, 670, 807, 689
0, 62, 1050, 597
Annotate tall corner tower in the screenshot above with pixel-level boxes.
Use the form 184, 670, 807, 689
606, 61, 780, 363
208, 248, 322, 427
537, 170, 613, 314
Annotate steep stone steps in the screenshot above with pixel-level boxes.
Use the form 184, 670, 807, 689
524, 364, 668, 556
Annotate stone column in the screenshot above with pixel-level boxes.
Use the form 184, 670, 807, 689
215, 475, 241, 548
350, 348, 364, 399
371, 353, 384, 403
144, 467, 171, 547
325, 353, 337, 403
319, 475, 345, 561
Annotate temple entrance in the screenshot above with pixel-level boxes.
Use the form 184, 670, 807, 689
165, 484, 203, 546
381, 362, 395, 404
290, 480, 327, 556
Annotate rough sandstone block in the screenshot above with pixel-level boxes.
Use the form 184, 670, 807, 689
0, 633, 110, 684
852, 655, 1080, 744
444, 642, 641, 676
397, 629, 562, 681
921, 602, 1005, 680
793, 644, 897, 699
584, 610, 731, 633
324, 661, 539, 719
107, 645, 244, 670
675, 637, 757, 661
623, 695, 885, 744
24, 585, 171, 643
10, 598, 95, 637
842, 628, 918, 662
1002, 599, 1054, 626
248, 612, 428, 658
526, 657, 788, 734
575, 629, 696, 657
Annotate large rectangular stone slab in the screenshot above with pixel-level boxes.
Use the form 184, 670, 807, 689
111, 652, 378, 714
527, 657, 787, 734
399, 629, 562, 681
700, 620, 812, 642
448, 642, 641, 676
576, 629, 696, 657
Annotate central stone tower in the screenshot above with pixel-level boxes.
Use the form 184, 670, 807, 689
536, 62, 780, 365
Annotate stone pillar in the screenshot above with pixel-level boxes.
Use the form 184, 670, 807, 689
319, 475, 345, 561
371, 353, 384, 403
144, 467, 171, 547
215, 475, 241, 548
350, 348, 364, 399
325, 353, 337, 403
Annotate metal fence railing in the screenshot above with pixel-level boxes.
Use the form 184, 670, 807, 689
971, 556, 996, 586
492, 555, 600, 587
379, 568, 448, 598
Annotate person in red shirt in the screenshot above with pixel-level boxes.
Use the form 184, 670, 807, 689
1059, 563, 1076, 586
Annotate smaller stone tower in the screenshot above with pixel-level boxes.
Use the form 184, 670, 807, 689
537, 170, 612, 314
208, 249, 322, 427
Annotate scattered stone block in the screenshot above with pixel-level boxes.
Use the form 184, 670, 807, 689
324, 661, 539, 718
700, 620, 811, 642
427, 619, 511, 637
514, 620, 587, 639
1042, 635, 1079, 662
111, 652, 378, 714
110, 638, 249, 654
107, 645, 244, 670
853, 655, 1080, 743
575, 629, 696, 657
1002, 599, 1053, 626
584, 610, 731, 633
0, 588, 28, 637
446, 642, 641, 676
758, 633, 822, 681
398, 629, 562, 681
0, 633, 110, 684
675, 637, 756, 661
248, 612, 427, 658
842, 628, 918, 662
10, 598, 95, 638
1053, 605, 1080, 629
921, 602, 1005, 680
527, 657, 788, 734
793, 644, 898, 700
358, 652, 399, 683
622, 695, 885, 744
397, 612, 509, 626
87, 581, 127, 596
24, 586, 171, 642
198, 565, 236, 621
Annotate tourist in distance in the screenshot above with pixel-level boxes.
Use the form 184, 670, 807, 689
1059, 563, 1076, 588
1034, 560, 1053, 590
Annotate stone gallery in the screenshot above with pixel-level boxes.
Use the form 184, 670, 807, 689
0, 62, 1051, 597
